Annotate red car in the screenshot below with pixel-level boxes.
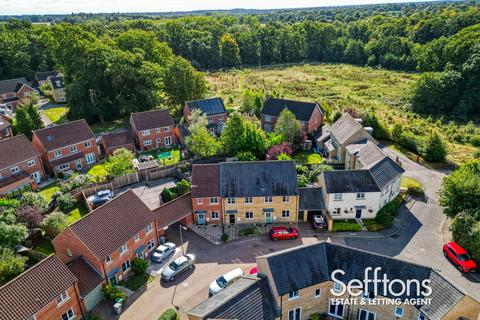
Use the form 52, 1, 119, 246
443, 242, 477, 273
269, 226, 299, 241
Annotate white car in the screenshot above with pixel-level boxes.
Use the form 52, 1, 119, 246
313, 215, 326, 229
208, 268, 244, 295
151, 242, 176, 263
161, 254, 196, 282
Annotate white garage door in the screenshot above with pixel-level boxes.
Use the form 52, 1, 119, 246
84, 283, 104, 311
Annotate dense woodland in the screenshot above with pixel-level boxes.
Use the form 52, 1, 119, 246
0, 1, 479, 127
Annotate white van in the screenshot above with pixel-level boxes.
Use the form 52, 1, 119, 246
208, 268, 244, 295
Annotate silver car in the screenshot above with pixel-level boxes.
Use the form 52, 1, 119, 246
161, 254, 196, 282
151, 242, 176, 263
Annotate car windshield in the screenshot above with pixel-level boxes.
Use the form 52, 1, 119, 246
169, 261, 180, 271
216, 276, 228, 288
156, 247, 167, 253
287, 227, 293, 233
458, 254, 471, 261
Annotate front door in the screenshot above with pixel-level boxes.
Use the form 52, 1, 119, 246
32, 171, 41, 183
265, 212, 273, 224
109, 275, 117, 286
156, 138, 162, 147
76, 160, 82, 170
229, 214, 236, 224
197, 213, 205, 225
355, 209, 362, 219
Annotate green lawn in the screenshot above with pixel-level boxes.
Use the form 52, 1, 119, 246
293, 150, 324, 164
68, 202, 89, 224
43, 106, 68, 123
140, 147, 181, 166
121, 273, 154, 291
33, 238, 55, 255
87, 163, 108, 181
331, 219, 362, 232
38, 183, 60, 202
401, 176, 424, 196
90, 119, 129, 134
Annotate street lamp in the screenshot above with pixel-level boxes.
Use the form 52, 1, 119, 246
179, 225, 187, 255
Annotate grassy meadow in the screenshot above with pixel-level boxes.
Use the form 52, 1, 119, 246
206, 63, 477, 164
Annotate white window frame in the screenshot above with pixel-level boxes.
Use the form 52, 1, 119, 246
56, 290, 69, 305
288, 307, 301, 320
66, 249, 72, 257
264, 196, 272, 203
163, 126, 170, 132
282, 196, 290, 203
10, 166, 20, 174
197, 198, 203, 205
395, 307, 404, 318
54, 150, 62, 158
58, 163, 69, 171
119, 243, 128, 255
282, 210, 290, 218
227, 198, 235, 204
359, 309, 376, 320
143, 140, 152, 146
245, 197, 252, 204
333, 282, 343, 293
122, 260, 131, 273
333, 208, 341, 215
164, 136, 172, 146
288, 290, 299, 301
147, 240, 155, 250
356, 192, 366, 200
264, 115, 272, 122
334, 193, 343, 201
141, 130, 151, 136
27, 159, 36, 167
85, 152, 96, 164
145, 223, 153, 234
105, 255, 112, 264
61, 309, 74, 320
133, 233, 140, 242
84, 141, 91, 148
314, 288, 321, 298
211, 211, 219, 220
210, 197, 218, 204
70, 145, 78, 153
245, 211, 253, 219
328, 301, 344, 319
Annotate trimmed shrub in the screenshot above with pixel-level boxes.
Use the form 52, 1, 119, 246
221, 233, 229, 242
161, 188, 178, 203
238, 227, 259, 236
375, 196, 404, 228
57, 193, 76, 212
41, 212, 69, 237
158, 308, 179, 320
101, 284, 126, 301
20, 192, 48, 212
332, 220, 362, 232
131, 258, 148, 275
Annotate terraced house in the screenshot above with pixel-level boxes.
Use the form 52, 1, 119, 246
32, 119, 99, 175
191, 161, 299, 225
130, 109, 176, 151
0, 135, 45, 197
0, 255, 86, 320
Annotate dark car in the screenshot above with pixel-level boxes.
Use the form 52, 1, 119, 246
92, 189, 114, 207
313, 215, 326, 229
269, 226, 299, 241
443, 242, 477, 273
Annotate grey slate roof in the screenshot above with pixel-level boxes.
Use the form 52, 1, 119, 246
220, 161, 298, 197
50, 76, 64, 89
330, 113, 373, 144
188, 276, 278, 320
261, 97, 321, 121
323, 170, 380, 193
299, 187, 324, 210
185, 97, 226, 116
0, 78, 29, 94
369, 156, 405, 190
35, 71, 60, 82
263, 242, 466, 320
346, 139, 386, 169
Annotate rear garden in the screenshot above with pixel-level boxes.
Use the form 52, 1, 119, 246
139, 147, 181, 166
42, 106, 68, 124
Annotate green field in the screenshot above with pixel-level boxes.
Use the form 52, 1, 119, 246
207, 63, 476, 164
42, 106, 68, 123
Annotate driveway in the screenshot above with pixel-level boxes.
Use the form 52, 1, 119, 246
116, 178, 177, 210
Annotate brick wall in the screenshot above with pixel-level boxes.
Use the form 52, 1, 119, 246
0, 155, 45, 193
192, 197, 223, 224
222, 195, 298, 225
131, 122, 177, 151
307, 106, 324, 133
183, 105, 227, 126
33, 284, 84, 320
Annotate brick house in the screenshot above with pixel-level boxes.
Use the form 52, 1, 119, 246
0, 255, 86, 320
50, 76, 67, 103
0, 117, 13, 141
189, 242, 480, 320
191, 161, 298, 225
261, 98, 324, 139
0, 135, 45, 197
32, 119, 99, 175
52, 191, 159, 286
130, 109, 176, 151
101, 130, 135, 156
153, 192, 194, 235
184, 97, 228, 135
0, 77, 35, 109
191, 164, 223, 224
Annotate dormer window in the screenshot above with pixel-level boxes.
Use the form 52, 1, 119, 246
70, 146, 77, 153
54, 150, 62, 157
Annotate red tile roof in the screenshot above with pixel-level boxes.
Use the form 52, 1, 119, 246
130, 109, 174, 131
153, 192, 192, 229
0, 255, 77, 320
67, 257, 104, 297
0, 135, 39, 171
67, 190, 155, 260
33, 119, 95, 151
102, 130, 134, 150
191, 164, 220, 198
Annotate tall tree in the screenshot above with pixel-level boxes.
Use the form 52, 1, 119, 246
185, 126, 220, 158
274, 108, 302, 147
0, 248, 27, 285
220, 33, 241, 67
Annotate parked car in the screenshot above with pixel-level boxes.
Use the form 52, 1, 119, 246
249, 266, 257, 275
151, 242, 176, 263
269, 226, 299, 241
92, 189, 114, 207
209, 268, 244, 295
443, 242, 478, 273
0, 105, 6, 115
313, 215, 326, 229
161, 254, 196, 282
